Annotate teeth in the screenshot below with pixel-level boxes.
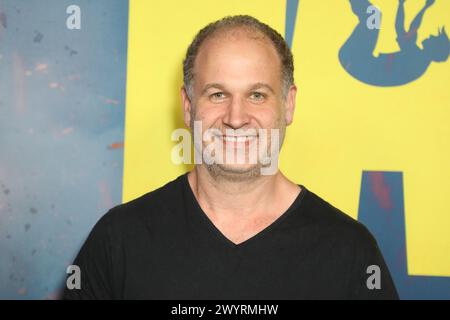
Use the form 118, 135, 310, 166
222, 136, 256, 143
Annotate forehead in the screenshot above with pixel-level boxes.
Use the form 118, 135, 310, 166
193, 27, 282, 86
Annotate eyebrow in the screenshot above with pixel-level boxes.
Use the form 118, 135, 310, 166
201, 82, 275, 95
248, 82, 275, 94
201, 83, 226, 96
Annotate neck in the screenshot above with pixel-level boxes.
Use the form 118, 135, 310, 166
187, 165, 299, 218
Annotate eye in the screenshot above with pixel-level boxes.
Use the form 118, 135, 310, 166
250, 91, 265, 101
210, 92, 226, 102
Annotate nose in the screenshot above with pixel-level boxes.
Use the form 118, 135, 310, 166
223, 97, 250, 129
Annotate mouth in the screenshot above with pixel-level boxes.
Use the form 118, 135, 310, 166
220, 135, 257, 143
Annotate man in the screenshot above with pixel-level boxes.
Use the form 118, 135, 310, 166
63, 15, 398, 299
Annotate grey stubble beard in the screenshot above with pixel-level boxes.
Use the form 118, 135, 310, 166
189, 103, 286, 183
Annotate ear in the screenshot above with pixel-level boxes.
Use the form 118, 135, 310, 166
284, 85, 297, 125
180, 86, 192, 128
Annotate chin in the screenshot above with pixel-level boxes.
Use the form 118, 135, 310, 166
207, 163, 262, 181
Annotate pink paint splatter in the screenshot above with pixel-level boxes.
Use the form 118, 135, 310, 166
66, 73, 81, 81
17, 287, 28, 296
13, 52, 26, 115
61, 127, 73, 135
35, 63, 48, 72
104, 98, 120, 105
48, 82, 66, 92
44, 289, 63, 300
98, 181, 113, 210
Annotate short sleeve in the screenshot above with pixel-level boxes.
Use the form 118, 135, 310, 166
347, 225, 399, 300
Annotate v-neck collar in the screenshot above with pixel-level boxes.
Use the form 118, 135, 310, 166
182, 173, 307, 250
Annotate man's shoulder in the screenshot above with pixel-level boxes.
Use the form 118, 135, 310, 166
300, 186, 377, 246
99, 174, 185, 227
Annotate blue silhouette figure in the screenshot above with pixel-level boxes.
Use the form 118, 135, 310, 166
339, 0, 450, 86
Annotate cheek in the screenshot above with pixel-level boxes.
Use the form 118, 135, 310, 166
252, 107, 283, 127
194, 105, 224, 125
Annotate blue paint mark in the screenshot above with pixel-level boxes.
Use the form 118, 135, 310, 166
358, 171, 450, 299
285, 0, 299, 49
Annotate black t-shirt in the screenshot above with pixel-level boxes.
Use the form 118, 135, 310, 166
63, 173, 398, 299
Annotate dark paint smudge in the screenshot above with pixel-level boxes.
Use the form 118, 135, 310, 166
0, 12, 7, 29
64, 45, 78, 56
33, 30, 43, 43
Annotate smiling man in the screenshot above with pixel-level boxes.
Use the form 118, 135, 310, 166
63, 15, 398, 300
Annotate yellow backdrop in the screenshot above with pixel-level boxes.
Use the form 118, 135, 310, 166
124, 0, 450, 276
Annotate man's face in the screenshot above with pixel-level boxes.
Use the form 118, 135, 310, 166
182, 28, 296, 178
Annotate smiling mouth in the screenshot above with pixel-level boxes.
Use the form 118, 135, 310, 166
220, 135, 257, 143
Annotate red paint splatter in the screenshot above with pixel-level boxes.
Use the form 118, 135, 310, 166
368, 172, 393, 211
405, 28, 417, 40
108, 141, 124, 150
385, 53, 395, 73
